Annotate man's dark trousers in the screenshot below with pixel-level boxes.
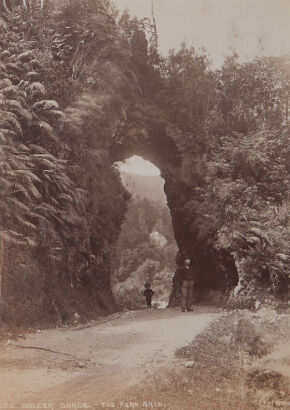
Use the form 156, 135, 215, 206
181, 279, 194, 310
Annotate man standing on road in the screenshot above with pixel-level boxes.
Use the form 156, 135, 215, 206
143, 282, 154, 309
177, 258, 194, 312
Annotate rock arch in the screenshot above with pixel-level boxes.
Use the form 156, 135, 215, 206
108, 112, 239, 305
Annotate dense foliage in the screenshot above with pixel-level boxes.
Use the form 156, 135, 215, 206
111, 193, 177, 309
161, 52, 289, 301
0, 0, 132, 324
112, 196, 177, 284
0, 0, 289, 325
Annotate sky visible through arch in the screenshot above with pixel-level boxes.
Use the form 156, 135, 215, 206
117, 155, 161, 176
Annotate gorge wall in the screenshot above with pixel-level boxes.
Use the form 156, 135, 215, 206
0, 1, 289, 326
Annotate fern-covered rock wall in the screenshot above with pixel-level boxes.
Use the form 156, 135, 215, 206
0, 1, 132, 325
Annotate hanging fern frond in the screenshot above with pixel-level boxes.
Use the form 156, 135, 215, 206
33, 100, 59, 111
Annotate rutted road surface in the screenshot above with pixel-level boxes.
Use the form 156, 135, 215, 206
0, 307, 220, 408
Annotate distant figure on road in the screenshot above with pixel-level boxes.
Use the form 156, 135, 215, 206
143, 282, 154, 309
177, 258, 194, 312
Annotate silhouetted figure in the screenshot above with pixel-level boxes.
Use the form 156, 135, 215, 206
143, 282, 154, 309
177, 259, 194, 312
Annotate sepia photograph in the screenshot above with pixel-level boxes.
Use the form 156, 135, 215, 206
0, 0, 289, 408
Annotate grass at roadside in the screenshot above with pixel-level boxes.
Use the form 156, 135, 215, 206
112, 308, 290, 410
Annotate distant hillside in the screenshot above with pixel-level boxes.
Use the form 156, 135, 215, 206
121, 172, 167, 204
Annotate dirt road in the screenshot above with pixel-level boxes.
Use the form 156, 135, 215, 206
0, 307, 220, 409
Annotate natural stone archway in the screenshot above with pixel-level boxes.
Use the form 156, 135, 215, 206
109, 113, 239, 305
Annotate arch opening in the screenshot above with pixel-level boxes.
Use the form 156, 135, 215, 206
111, 156, 178, 310
109, 137, 240, 307
108, 116, 239, 305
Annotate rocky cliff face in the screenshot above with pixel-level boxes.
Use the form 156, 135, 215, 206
110, 124, 239, 306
